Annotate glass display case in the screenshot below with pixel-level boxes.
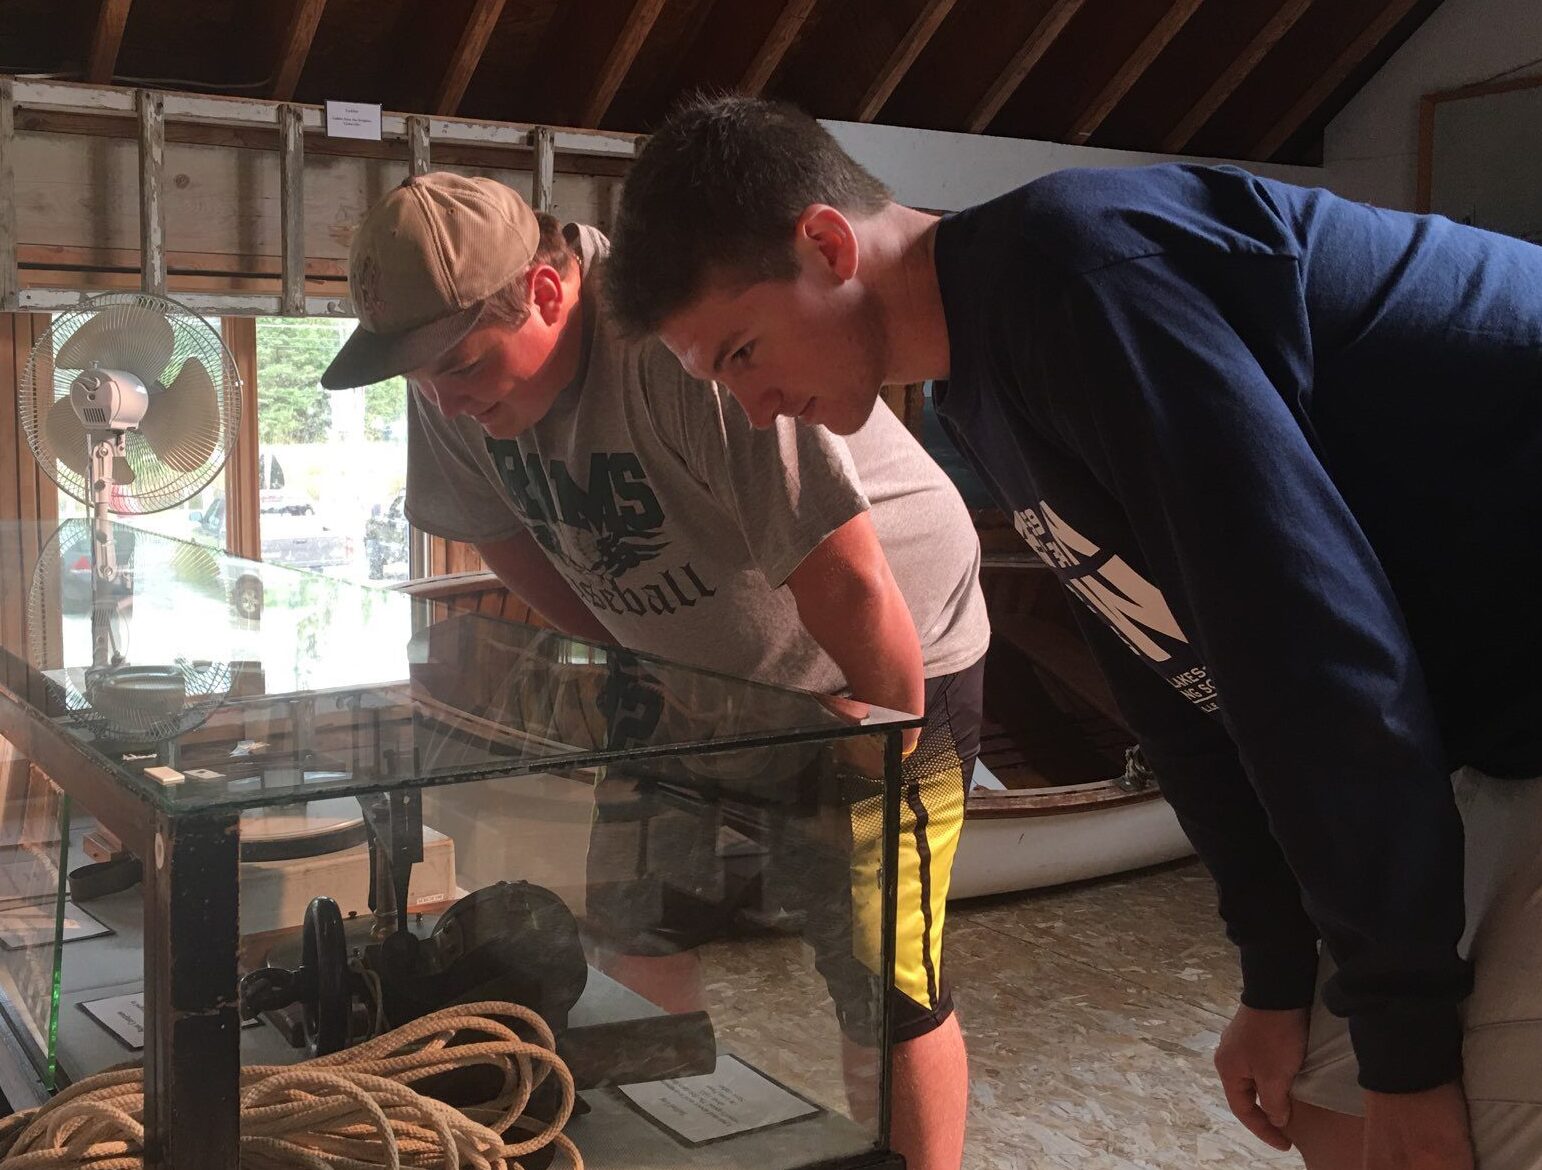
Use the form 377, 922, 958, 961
0, 519, 915, 1170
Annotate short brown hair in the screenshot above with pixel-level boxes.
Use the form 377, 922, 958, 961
606, 95, 891, 336
480, 212, 576, 328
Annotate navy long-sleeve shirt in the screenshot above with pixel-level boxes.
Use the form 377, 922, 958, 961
931, 163, 1542, 1093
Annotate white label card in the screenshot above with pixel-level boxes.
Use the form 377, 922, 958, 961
0, 900, 110, 949
81, 992, 261, 1050
80, 993, 145, 1050
326, 101, 382, 141
619, 1054, 819, 1145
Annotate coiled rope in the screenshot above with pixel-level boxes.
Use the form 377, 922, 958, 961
0, 1000, 582, 1170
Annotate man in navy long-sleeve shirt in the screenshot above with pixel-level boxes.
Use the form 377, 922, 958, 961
605, 96, 1542, 1170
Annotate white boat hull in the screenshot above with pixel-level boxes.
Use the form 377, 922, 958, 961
949, 787, 1195, 900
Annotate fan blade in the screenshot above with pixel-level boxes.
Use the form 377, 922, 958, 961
56, 305, 176, 388
43, 396, 137, 491
140, 357, 219, 473
43, 396, 89, 477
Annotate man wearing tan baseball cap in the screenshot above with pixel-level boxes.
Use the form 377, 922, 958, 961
324, 171, 989, 1170
321, 172, 542, 392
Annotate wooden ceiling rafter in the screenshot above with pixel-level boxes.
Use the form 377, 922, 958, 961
636, 0, 818, 128
0, 0, 1454, 165
1068, 0, 1203, 144
1160, 0, 1312, 153
1250, 0, 1422, 159
966, 0, 1087, 134
522, 0, 666, 128
855, 0, 959, 123
741, 0, 820, 95
86, 0, 133, 86
581, 0, 667, 126
434, 0, 508, 116
270, 0, 327, 102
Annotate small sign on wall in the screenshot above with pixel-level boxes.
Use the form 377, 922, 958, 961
326, 101, 383, 142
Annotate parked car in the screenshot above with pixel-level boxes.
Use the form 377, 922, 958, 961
189, 497, 354, 621
191, 496, 353, 572
257, 452, 314, 516
364, 491, 409, 579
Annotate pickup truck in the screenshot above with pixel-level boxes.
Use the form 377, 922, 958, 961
192, 495, 354, 571
190, 497, 355, 619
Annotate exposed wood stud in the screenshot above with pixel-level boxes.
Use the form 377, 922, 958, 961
741, 0, 820, 96
1161, 0, 1312, 153
1067, 0, 1202, 144
278, 103, 305, 316
434, 0, 507, 116
407, 113, 430, 175
0, 80, 16, 312
20, 289, 354, 316
1251, 0, 1420, 160
10, 79, 641, 160
856, 0, 959, 123
136, 89, 165, 298
966, 0, 1086, 134
86, 0, 132, 86
271, 0, 327, 102
221, 317, 261, 559
581, 0, 666, 127
531, 125, 555, 213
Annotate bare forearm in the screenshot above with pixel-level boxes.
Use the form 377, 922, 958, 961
475, 531, 614, 644
785, 515, 925, 728
797, 574, 924, 722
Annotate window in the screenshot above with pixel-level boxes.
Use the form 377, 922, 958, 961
253, 317, 411, 582
47, 312, 415, 584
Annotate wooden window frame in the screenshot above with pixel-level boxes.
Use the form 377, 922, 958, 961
1416, 72, 1542, 213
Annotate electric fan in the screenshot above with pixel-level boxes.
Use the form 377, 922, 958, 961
16, 292, 243, 746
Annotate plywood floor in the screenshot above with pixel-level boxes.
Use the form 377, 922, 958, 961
946, 860, 1303, 1169
700, 859, 1306, 1170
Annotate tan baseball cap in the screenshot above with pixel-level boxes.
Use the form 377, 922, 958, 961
321, 172, 541, 389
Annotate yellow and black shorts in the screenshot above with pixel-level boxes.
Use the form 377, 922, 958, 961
584, 658, 983, 1044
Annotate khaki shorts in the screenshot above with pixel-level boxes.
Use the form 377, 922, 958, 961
1292, 769, 1542, 1168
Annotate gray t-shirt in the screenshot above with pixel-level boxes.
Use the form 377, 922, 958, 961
405, 225, 988, 695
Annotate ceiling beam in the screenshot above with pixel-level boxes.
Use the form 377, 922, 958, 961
270, 0, 327, 102
580, 0, 667, 126
1161, 0, 1311, 153
1067, 0, 1202, 144
966, 0, 1086, 134
86, 0, 133, 86
855, 0, 959, 122
519, 0, 658, 126
433, 0, 507, 116
1251, 0, 1420, 159
741, 0, 820, 96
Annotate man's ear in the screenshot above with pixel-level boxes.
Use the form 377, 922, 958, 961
529, 264, 565, 324
795, 205, 859, 282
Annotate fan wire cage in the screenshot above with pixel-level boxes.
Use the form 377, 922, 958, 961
26, 521, 237, 743
17, 292, 242, 515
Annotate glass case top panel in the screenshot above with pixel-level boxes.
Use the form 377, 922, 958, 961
1, 521, 916, 815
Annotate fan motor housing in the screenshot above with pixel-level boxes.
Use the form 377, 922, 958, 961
69, 368, 150, 431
